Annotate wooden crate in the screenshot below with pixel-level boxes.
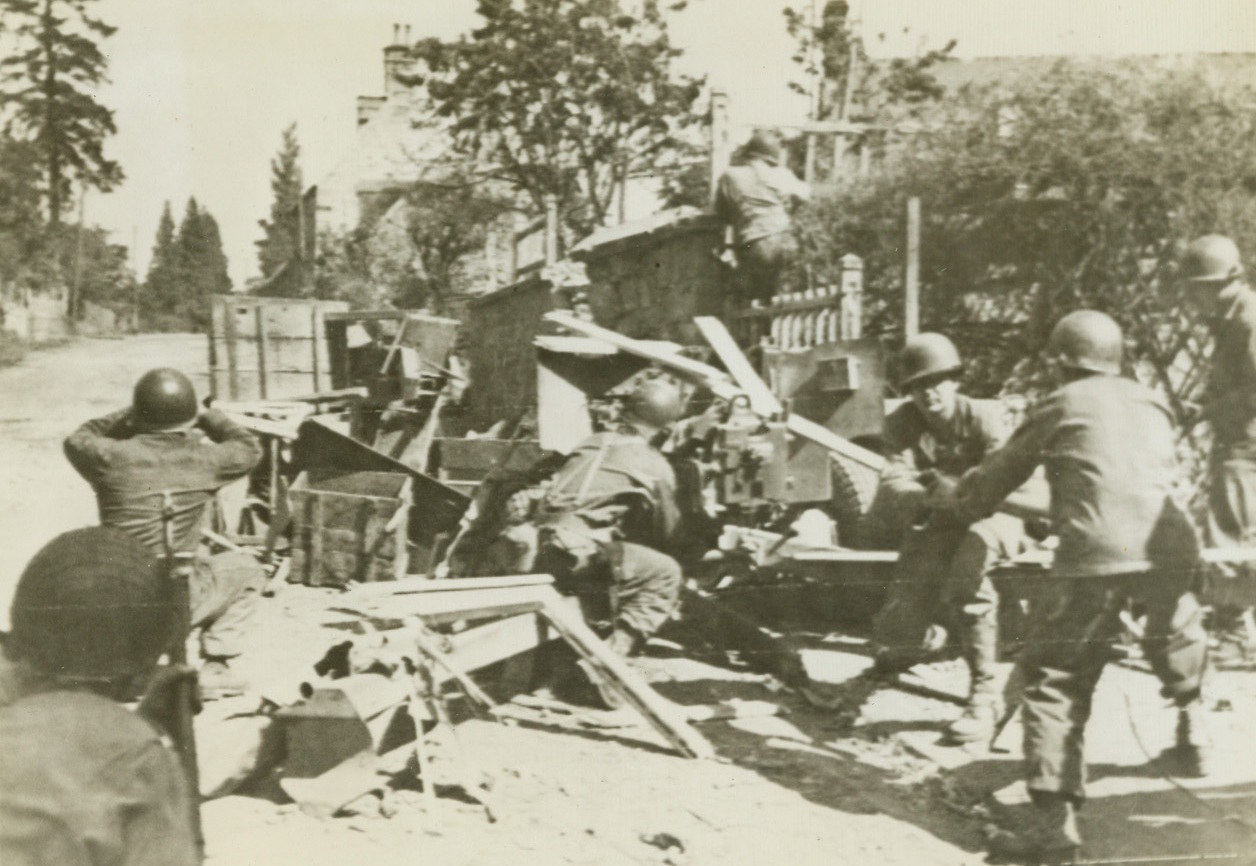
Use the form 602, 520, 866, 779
209, 295, 348, 401
289, 470, 412, 586
433, 438, 545, 496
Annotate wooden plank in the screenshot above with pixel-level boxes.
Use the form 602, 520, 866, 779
537, 588, 715, 760
341, 574, 556, 602
405, 617, 498, 709
693, 316, 783, 417
224, 299, 240, 400
338, 582, 554, 623
255, 305, 269, 399
547, 311, 887, 471
311, 306, 321, 392
544, 311, 740, 393
309, 495, 324, 585
442, 612, 554, 679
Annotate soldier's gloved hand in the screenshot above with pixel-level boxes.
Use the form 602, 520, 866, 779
137, 664, 202, 728
922, 472, 958, 512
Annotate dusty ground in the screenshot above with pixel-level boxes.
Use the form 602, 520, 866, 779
2, 334, 1255, 866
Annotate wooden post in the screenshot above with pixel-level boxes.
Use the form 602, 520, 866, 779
255, 305, 269, 399
905, 197, 920, 338
831, 133, 848, 182
616, 157, 628, 225
509, 212, 522, 283
709, 87, 732, 202
804, 133, 817, 185
839, 253, 863, 340
544, 194, 559, 265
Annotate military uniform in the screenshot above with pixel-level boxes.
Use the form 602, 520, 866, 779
714, 159, 809, 304
0, 666, 198, 866
952, 374, 1206, 802
864, 395, 1025, 705
530, 428, 684, 640
1202, 283, 1256, 603
64, 408, 264, 661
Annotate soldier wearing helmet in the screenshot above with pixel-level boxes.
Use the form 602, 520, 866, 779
63, 368, 264, 700
0, 528, 197, 865
1181, 234, 1256, 655
713, 129, 811, 304
534, 377, 685, 666
843, 333, 1028, 744
447, 376, 688, 708
937, 311, 1209, 861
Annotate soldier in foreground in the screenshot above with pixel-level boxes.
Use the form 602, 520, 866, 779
1181, 234, 1256, 655
937, 311, 1209, 862
837, 333, 1029, 743
448, 376, 688, 707
64, 368, 264, 699
0, 527, 198, 866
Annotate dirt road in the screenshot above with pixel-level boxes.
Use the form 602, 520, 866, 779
0, 334, 207, 623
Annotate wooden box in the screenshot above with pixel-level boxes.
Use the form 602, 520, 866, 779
289, 470, 412, 586
209, 295, 348, 401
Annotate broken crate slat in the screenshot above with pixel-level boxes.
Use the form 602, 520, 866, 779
340, 577, 713, 760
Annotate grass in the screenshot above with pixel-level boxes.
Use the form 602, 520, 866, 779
0, 330, 27, 368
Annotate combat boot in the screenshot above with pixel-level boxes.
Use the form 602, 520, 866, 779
946, 695, 1000, 745
1155, 700, 1213, 778
947, 612, 1000, 744
986, 792, 1081, 864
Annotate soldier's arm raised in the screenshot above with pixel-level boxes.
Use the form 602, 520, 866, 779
196, 408, 263, 481
63, 408, 133, 480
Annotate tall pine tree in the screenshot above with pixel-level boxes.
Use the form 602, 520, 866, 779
255, 123, 303, 296
139, 198, 230, 331
139, 201, 177, 326
0, 0, 124, 223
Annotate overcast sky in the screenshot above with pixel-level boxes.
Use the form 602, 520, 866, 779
88, 0, 1256, 288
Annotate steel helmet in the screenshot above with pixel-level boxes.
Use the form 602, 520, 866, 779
131, 368, 198, 431
8, 527, 174, 681
1048, 310, 1123, 375
1181, 234, 1244, 284
742, 130, 783, 166
623, 377, 687, 433
899, 333, 963, 387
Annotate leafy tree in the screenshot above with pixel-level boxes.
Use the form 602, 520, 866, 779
255, 123, 304, 295
410, 0, 704, 242
141, 197, 230, 331
317, 172, 512, 313
0, 134, 44, 284
138, 201, 176, 324
0, 0, 123, 222
783, 1, 954, 124
794, 60, 1256, 497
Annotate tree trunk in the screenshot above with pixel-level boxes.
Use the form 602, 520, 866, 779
43, 0, 61, 223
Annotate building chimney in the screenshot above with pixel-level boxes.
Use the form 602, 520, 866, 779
383, 24, 411, 98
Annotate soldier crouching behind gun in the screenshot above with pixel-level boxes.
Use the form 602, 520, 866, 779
444, 377, 687, 709
63, 368, 265, 701
934, 312, 1211, 863
823, 333, 1033, 744
0, 528, 199, 866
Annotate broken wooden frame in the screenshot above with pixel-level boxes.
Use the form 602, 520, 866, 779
337, 575, 714, 760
